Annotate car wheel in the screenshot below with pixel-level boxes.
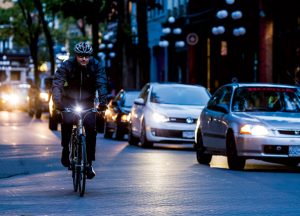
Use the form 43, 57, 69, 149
226, 131, 246, 170
195, 129, 212, 165
140, 121, 153, 148
115, 125, 125, 140
28, 110, 34, 118
128, 124, 139, 145
49, 115, 58, 130
35, 110, 42, 119
103, 122, 113, 139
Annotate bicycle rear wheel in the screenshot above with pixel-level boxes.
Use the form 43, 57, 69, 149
78, 135, 87, 197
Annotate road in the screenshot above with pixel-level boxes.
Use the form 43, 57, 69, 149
1, 111, 300, 216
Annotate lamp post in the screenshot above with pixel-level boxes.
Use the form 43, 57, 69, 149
98, 34, 116, 76
211, 0, 246, 37
0, 55, 9, 82
210, 0, 246, 85
159, 16, 185, 82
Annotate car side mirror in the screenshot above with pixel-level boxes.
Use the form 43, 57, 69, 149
208, 104, 229, 114
134, 98, 145, 106
215, 104, 229, 114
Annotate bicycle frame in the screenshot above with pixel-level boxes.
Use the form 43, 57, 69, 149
63, 106, 97, 197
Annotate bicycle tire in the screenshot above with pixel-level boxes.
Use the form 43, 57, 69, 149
78, 134, 87, 197
70, 129, 79, 192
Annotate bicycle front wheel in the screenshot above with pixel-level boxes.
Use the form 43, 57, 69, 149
70, 129, 79, 192
78, 134, 87, 197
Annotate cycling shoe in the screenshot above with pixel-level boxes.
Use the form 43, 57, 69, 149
86, 166, 96, 179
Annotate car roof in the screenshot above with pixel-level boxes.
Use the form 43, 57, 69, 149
223, 82, 298, 89
148, 82, 206, 88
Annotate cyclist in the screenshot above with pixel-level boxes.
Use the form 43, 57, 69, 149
52, 42, 108, 179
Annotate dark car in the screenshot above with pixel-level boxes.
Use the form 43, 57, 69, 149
103, 89, 140, 140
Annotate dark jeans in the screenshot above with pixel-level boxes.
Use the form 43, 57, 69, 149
61, 111, 97, 165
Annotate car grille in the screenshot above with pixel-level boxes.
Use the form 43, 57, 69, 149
169, 117, 197, 124
277, 130, 300, 136
152, 129, 182, 138
264, 145, 289, 155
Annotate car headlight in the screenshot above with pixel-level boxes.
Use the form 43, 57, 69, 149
240, 124, 269, 136
120, 114, 129, 122
152, 112, 169, 123
39, 92, 49, 102
7, 94, 19, 105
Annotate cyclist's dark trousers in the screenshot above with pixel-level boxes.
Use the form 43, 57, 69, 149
61, 111, 97, 164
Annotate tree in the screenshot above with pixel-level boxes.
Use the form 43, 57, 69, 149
59, 0, 110, 58
33, 0, 55, 75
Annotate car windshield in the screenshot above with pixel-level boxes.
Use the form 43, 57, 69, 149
150, 85, 210, 106
123, 92, 139, 107
232, 87, 300, 112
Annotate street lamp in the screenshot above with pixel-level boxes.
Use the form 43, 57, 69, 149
98, 34, 116, 72
210, 0, 247, 86
211, 0, 246, 37
159, 16, 185, 82
0, 55, 9, 82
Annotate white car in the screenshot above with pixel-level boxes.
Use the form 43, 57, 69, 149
128, 82, 211, 148
195, 83, 300, 170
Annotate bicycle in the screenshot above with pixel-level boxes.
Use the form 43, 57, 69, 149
63, 106, 97, 197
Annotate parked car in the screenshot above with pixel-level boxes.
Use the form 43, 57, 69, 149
195, 83, 300, 170
128, 82, 211, 148
103, 89, 140, 140
27, 76, 52, 119
0, 83, 30, 111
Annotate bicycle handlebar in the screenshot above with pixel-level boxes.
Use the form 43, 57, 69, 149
62, 107, 97, 113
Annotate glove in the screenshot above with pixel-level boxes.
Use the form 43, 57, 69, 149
98, 104, 107, 112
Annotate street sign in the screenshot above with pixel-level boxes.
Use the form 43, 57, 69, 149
186, 33, 199, 46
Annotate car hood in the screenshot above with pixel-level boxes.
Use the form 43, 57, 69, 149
150, 103, 204, 118
233, 112, 300, 128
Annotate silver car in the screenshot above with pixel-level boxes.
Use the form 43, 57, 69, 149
128, 82, 211, 148
195, 83, 300, 170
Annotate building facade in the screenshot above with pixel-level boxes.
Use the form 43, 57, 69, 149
128, 0, 299, 93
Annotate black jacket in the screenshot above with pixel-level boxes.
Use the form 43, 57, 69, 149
52, 57, 108, 109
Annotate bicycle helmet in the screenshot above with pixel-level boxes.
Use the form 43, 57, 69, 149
74, 42, 93, 55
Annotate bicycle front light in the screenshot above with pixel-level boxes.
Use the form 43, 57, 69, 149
75, 106, 83, 113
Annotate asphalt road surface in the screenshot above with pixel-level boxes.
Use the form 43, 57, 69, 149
1, 111, 300, 216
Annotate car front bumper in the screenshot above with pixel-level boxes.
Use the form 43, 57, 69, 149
236, 135, 300, 158
145, 122, 196, 143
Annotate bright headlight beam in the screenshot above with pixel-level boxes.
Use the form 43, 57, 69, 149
152, 112, 169, 123
39, 92, 49, 101
240, 124, 269, 136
